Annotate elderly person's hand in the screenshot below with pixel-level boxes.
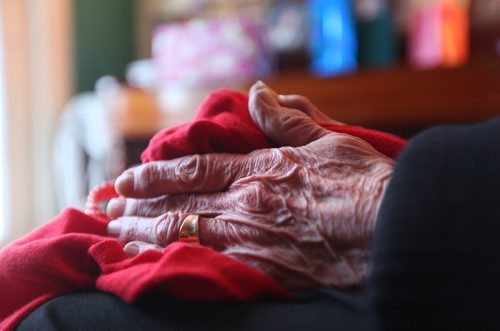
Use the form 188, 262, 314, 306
106, 82, 394, 291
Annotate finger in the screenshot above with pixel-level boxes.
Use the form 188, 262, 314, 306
115, 154, 240, 197
107, 190, 235, 218
107, 213, 228, 251
107, 212, 186, 246
115, 149, 284, 198
107, 196, 165, 218
277, 94, 343, 124
108, 212, 225, 248
277, 94, 320, 117
113, 179, 292, 219
249, 81, 331, 147
107, 211, 269, 252
123, 241, 163, 257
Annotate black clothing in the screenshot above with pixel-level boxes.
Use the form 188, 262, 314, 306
370, 118, 500, 331
16, 289, 368, 331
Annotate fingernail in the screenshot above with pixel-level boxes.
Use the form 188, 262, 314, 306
115, 170, 134, 195
256, 80, 269, 88
107, 220, 122, 236
124, 243, 140, 256
106, 198, 126, 218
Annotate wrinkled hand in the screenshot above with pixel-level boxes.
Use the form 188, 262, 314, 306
106, 82, 394, 290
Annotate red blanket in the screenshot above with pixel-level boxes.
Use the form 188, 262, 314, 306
0, 90, 406, 330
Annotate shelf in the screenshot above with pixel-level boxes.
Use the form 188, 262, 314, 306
264, 59, 500, 136
117, 59, 500, 143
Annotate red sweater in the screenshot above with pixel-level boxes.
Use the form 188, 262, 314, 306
0, 90, 406, 330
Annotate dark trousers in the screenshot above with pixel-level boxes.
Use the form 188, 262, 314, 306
16, 289, 368, 331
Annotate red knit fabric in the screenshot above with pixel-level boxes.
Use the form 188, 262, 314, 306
0, 89, 406, 330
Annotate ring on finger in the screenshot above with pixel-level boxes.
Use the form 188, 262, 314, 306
179, 214, 200, 245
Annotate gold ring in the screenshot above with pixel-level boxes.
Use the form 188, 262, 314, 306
179, 214, 200, 244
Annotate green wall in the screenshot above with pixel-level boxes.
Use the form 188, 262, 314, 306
73, 0, 136, 92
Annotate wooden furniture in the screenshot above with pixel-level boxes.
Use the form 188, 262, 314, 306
264, 59, 500, 137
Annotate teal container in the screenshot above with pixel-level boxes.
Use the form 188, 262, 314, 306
355, 0, 397, 67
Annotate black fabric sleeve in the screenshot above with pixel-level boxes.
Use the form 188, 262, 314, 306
369, 117, 500, 331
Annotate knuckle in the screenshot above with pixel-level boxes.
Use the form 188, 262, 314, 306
136, 163, 162, 191
276, 147, 295, 161
273, 147, 298, 170
125, 197, 166, 217
211, 218, 245, 247
176, 154, 207, 188
247, 148, 294, 175
119, 217, 139, 242
153, 217, 169, 245
238, 182, 268, 213
247, 150, 270, 174
154, 212, 182, 245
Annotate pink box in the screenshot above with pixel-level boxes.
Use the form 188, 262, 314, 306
153, 16, 271, 87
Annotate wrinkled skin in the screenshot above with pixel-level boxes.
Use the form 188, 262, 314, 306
106, 81, 394, 291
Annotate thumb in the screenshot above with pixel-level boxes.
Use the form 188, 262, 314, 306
277, 94, 344, 125
248, 81, 331, 147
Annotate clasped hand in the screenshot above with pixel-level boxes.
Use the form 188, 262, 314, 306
106, 82, 394, 290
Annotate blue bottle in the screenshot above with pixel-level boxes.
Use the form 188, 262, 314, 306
308, 0, 357, 76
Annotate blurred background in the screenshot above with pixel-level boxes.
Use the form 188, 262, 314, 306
0, 0, 499, 246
